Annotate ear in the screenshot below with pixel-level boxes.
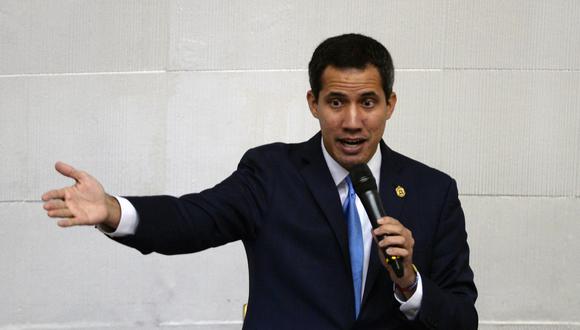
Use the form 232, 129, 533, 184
385, 92, 397, 120
307, 90, 319, 118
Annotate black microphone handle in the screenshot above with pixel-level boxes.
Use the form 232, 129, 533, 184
360, 190, 405, 278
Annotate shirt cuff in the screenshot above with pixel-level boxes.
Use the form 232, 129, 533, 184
97, 196, 139, 237
394, 270, 423, 320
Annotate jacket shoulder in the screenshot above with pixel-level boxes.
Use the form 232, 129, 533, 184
241, 139, 313, 165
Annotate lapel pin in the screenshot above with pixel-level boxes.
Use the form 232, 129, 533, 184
395, 185, 406, 198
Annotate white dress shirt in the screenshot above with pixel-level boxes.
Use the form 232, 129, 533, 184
104, 139, 422, 319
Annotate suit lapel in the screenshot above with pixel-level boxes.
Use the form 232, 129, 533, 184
362, 141, 409, 307
297, 133, 351, 272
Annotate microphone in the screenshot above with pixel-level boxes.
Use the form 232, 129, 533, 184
349, 163, 404, 278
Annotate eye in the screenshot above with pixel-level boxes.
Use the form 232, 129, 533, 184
329, 98, 343, 108
362, 98, 376, 108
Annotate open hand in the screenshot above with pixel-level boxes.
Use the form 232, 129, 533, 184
42, 162, 120, 229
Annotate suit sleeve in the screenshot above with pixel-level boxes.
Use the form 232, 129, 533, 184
111, 148, 269, 255
413, 179, 478, 329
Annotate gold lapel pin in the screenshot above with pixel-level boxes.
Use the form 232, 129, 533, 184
395, 185, 406, 198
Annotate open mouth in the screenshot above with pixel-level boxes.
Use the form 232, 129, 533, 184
339, 137, 366, 145
337, 138, 367, 152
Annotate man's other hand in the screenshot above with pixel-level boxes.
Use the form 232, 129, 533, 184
42, 161, 120, 230
373, 217, 417, 296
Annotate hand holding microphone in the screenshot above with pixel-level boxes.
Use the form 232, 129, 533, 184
349, 164, 406, 278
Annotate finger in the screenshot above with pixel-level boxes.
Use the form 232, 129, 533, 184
377, 216, 400, 225
378, 235, 406, 248
41, 188, 67, 201
57, 218, 78, 227
385, 247, 411, 258
373, 224, 403, 236
47, 208, 73, 218
43, 199, 67, 210
55, 161, 86, 182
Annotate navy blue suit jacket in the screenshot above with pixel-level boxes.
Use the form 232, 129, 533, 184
115, 133, 477, 329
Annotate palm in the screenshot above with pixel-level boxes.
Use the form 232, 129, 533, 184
42, 162, 110, 227
65, 175, 107, 225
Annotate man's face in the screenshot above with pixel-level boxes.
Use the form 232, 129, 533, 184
307, 65, 397, 170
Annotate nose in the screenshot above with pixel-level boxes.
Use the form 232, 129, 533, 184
342, 104, 363, 131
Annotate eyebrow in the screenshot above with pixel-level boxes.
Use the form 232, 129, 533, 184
325, 92, 347, 99
360, 91, 380, 98
325, 91, 380, 98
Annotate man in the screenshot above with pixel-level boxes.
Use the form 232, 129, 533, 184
43, 34, 477, 329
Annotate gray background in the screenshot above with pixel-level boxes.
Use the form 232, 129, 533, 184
1, 0, 579, 329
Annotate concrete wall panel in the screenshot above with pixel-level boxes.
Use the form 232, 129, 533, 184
0, 0, 169, 75
4, 69, 576, 199
444, 0, 580, 70
389, 71, 580, 197
168, 0, 447, 70
0, 203, 247, 328
169, 0, 580, 71
463, 196, 579, 322
0, 73, 169, 200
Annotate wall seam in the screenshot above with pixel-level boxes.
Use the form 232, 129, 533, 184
1, 67, 579, 78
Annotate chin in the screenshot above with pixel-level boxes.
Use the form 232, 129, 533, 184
337, 156, 365, 170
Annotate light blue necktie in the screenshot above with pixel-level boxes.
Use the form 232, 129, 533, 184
343, 176, 364, 318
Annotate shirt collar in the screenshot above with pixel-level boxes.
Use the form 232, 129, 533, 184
321, 138, 382, 188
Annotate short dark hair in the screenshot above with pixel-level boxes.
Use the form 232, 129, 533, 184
308, 34, 394, 100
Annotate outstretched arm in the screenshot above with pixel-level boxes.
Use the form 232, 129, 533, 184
42, 161, 121, 230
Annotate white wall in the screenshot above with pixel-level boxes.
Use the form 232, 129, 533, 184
1, 0, 579, 329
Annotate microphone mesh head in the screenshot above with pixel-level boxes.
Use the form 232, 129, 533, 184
349, 163, 377, 193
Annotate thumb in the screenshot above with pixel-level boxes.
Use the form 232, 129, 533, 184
54, 161, 84, 182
